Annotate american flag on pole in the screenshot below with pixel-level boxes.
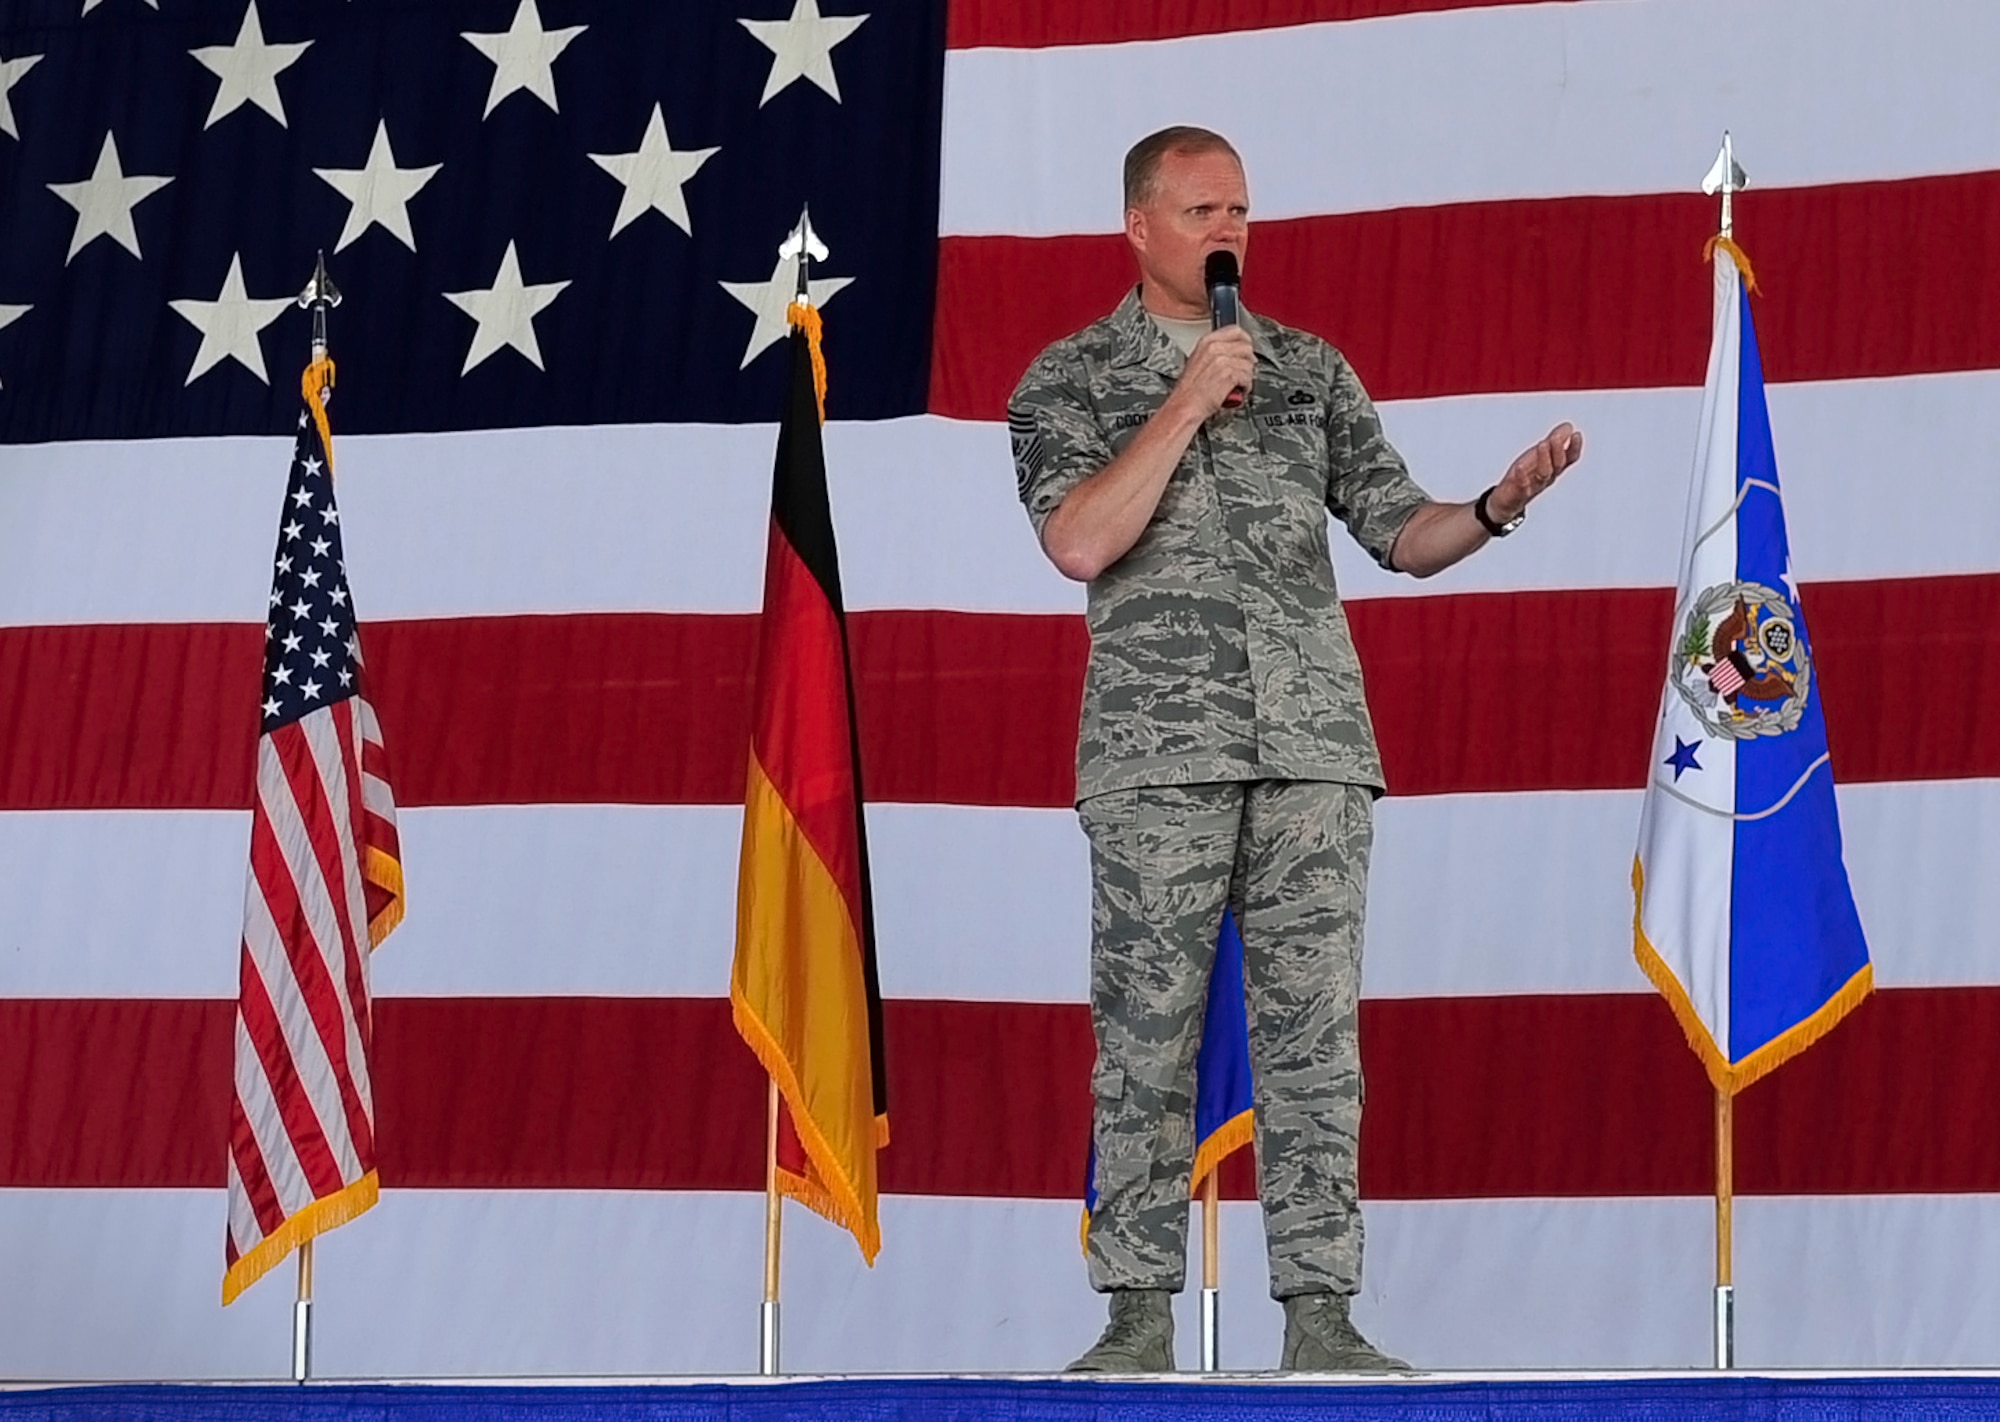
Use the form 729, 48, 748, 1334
223, 358, 405, 1305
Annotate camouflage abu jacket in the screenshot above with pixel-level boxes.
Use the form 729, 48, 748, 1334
1008, 287, 1431, 802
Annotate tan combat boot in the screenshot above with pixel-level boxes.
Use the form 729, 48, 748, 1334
1066, 1288, 1175, 1372
1280, 1292, 1409, 1372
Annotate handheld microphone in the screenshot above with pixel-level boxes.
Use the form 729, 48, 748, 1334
1205, 249, 1240, 329
1204, 250, 1244, 407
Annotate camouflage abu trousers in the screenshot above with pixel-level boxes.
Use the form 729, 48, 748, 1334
1078, 779, 1373, 1300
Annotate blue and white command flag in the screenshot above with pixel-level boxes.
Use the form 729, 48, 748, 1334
1633, 241, 1872, 1094
1189, 907, 1256, 1195
1084, 908, 1255, 1247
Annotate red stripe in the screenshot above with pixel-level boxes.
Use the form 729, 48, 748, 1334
0, 622, 258, 809
929, 172, 2000, 420
4, 989, 1997, 1197
227, 1093, 287, 1241
750, 525, 868, 933
249, 741, 374, 1162
233, 947, 347, 1204
356, 697, 404, 885
365, 811, 399, 859
1, 575, 1994, 809
946, 0, 1566, 48
365, 812, 400, 863
0, 998, 229, 1188
326, 700, 379, 1071
1362, 576, 2000, 794
359, 698, 394, 796
273, 718, 367, 999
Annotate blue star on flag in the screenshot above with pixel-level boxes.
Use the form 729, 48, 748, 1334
1664, 736, 1703, 781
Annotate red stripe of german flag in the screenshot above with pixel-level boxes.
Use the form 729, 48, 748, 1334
730, 311, 889, 1263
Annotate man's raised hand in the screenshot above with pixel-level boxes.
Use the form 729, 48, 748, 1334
1490, 422, 1585, 522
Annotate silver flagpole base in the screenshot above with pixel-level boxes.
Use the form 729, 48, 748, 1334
291, 1298, 313, 1382
1713, 1284, 1735, 1369
759, 1298, 781, 1377
1199, 1286, 1221, 1372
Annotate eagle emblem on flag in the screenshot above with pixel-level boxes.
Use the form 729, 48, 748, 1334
1670, 579, 1813, 740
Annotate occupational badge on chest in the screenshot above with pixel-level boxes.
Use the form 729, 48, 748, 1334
1256, 390, 1318, 427
1670, 581, 1812, 739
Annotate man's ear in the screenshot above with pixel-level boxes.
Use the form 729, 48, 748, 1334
1124, 205, 1147, 255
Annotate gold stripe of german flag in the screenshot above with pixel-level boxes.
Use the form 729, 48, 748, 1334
730, 305, 888, 1264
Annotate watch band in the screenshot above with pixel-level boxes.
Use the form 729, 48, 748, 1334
1474, 486, 1524, 538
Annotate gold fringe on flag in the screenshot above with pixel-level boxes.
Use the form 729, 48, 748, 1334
1631, 858, 1873, 1096
1081, 1109, 1259, 1255
1190, 1109, 1256, 1200
787, 301, 827, 423
222, 1171, 378, 1305
364, 843, 405, 946
730, 990, 883, 1264
302, 357, 336, 468
1704, 234, 1761, 293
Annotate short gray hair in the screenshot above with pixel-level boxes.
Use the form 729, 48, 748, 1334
1123, 126, 1242, 210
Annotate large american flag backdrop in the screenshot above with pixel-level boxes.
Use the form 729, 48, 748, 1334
2, 0, 1997, 1377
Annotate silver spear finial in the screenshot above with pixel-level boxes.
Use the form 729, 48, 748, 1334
296, 250, 342, 363
1701, 132, 1749, 238
778, 206, 828, 301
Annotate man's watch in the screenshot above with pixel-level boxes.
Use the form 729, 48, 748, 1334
1474, 486, 1525, 538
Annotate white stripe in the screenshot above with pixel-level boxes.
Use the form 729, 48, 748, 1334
259, 730, 366, 1032
6, 779, 1995, 1001
0, 420, 1064, 622
4, 1188, 2000, 1376
1382, 778, 1981, 997
368, 803, 1095, 1003
360, 770, 395, 824
0, 809, 248, 996
4, 373, 1997, 626
230, 1001, 318, 1225
1357, 370, 2000, 600
223, 1146, 260, 1264
253, 735, 373, 1168
356, 696, 400, 830
940, 0, 2000, 234
241, 870, 366, 1185
298, 706, 379, 1121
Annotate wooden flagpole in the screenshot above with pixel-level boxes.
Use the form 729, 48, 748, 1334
1199, 1170, 1221, 1371
1696, 132, 1747, 1373
749, 210, 832, 1382
1714, 1088, 1735, 1368
760, 1077, 783, 1376
289, 251, 339, 1389
291, 1239, 314, 1381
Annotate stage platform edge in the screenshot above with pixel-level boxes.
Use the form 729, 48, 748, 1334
9, 1372, 2000, 1421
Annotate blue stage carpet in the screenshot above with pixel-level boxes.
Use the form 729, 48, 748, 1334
7, 1377, 2000, 1422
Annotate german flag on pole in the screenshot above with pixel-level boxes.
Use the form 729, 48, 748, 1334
731, 300, 889, 1264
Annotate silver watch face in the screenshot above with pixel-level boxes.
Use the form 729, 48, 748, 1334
1500, 509, 1526, 534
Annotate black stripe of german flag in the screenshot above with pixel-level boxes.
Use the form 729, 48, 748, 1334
730, 315, 889, 1263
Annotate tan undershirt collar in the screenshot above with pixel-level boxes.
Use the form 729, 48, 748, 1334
1147, 311, 1213, 357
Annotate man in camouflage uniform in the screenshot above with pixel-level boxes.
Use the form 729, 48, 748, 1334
1009, 126, 1584, 1372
